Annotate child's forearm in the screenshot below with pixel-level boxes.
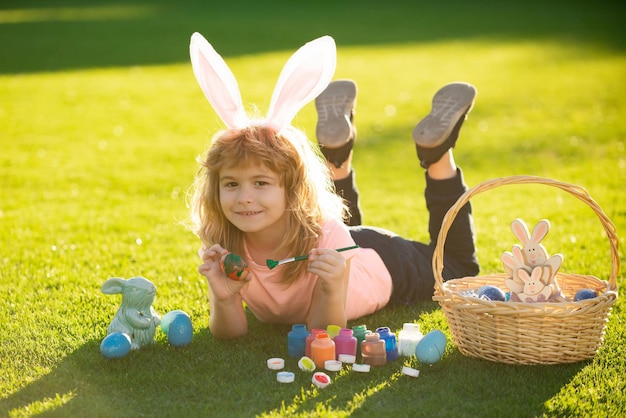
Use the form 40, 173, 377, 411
307, 292, 347, 330
209, 293, 248, 339
307, 266, 349, 330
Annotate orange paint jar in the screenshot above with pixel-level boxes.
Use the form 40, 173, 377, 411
311, 333, 336, 369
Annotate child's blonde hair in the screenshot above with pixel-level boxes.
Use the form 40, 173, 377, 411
191, 125, 348, 283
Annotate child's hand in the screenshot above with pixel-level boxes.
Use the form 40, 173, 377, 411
198, 244, 249, 300
307, 248, 348, 292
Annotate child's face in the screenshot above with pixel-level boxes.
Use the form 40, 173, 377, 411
219, 161, 287, 236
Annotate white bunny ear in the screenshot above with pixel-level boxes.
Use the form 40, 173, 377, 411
189, 32, 249, 129
511, 218, 531, 244
266, 35, 336, 132
531, 219, 550, 243
511, 245, 525, 262
518, 269, 530, 282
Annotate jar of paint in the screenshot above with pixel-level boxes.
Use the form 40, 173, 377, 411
397, 322, 423, 357
311, 333, 336, 369
376, 326, 399, 362
352, 324, 369, 359
333, 328, 357, 360
326, 324, 341, 339
287, 324, 310, 358
305, 328, 325, 358
361, 332, 386, 366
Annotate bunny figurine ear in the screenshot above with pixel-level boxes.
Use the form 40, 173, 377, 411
101, 278, 126, 295
265, 36, 336, 132
511, 218, 531, 244
531, 219, 550, 243
189, 32, 249, 129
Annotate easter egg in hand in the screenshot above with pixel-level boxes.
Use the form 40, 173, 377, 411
161, 310, 189, 335
415, 330, 447, 364
168, 313, 193, 347
574, 288, 598, 301
100, 332, 132, 359
220, 252, 249, 281
477, 285, 506, 301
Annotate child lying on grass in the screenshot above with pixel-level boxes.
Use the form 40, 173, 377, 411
189, 33, 478, 339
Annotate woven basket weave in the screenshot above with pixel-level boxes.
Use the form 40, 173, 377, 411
432, 176, 619, 365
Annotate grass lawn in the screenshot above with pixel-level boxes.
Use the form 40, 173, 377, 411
1, 0, 625, 416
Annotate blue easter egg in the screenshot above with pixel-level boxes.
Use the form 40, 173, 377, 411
477, 285, 506, 301
415, 330, 447, 364
100, 332, 132, 359
168, 313, 193, 347
574, 288, 598, 301
161, 310, 189, 335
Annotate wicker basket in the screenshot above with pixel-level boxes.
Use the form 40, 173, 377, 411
432, 176, 619, 365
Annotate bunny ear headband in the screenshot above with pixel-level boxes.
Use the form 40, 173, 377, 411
189, 32, 336, 132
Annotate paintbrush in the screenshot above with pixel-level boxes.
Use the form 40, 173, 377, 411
266, 245, 359, 269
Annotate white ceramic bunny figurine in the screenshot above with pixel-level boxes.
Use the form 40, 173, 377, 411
189, 32, 336, 133
101, 276, 161, 350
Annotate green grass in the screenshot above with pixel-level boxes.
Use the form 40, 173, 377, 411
1, 0, 625, 416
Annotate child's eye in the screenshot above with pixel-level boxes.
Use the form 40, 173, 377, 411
255, 180, 269, 186
223, 182, 238, 188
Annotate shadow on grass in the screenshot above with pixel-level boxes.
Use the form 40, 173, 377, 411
1, 326, 290, 417
1, 0, 624, 74
0, 302, 586, 417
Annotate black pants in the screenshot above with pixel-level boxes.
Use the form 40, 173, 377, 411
334, 169, 479, 304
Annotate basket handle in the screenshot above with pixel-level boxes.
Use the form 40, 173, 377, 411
432, 175, 620, 294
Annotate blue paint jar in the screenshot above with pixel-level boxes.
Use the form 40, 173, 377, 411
376, 326, 399, 362
287, 323, 310, 358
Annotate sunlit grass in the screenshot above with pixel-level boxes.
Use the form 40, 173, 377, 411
1, 0, 625, 416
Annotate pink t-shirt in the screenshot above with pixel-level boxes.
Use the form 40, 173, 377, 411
239, 219, 392, 324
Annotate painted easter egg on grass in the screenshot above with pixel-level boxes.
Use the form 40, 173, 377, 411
415, 330, 447, 364
100, 332, 132, 359
220, 252, 249, 281
168, 313, 193, 347
161, 310, 190, 335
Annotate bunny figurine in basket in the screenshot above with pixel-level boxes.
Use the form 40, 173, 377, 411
101, 276, 161, 349
501, 219, 567, 302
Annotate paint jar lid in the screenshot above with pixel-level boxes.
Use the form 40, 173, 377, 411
276, 371, 295, 383
267, 358, 285, 370
312, 372, 331, 388
338, 354, 356, 363
324, 360, 342, 371
401, 366, 420, 378
352, 363, 371, 373
298, 356, 316, 372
